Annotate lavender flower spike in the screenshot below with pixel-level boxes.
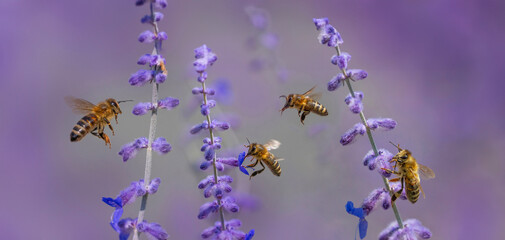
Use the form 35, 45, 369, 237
379, 219, 432, 240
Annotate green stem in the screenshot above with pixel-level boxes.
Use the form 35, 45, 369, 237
336, 46, 404, 228
132, 4, 162, 240
201, 77, 227, 230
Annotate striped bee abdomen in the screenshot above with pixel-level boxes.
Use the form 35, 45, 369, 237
265, 155, 281, 176
406, 181, 421, 203
308, 100, 328, 116
70, 114, 98, 142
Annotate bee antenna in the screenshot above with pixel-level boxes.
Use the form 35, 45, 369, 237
389, 141, 403, 151
117, 100, 134, 104
246, 138, 251, 145
279, 95, 287, 100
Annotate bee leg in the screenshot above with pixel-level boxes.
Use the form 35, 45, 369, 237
391, 178, 404, 203
97, 123, 111, 149
104, 118, 115, 136
99, 133, 111, 149
297, 105, 306, 117
246, 159, 259, 168
389, 178, 401, 182
249, 161, 266, 180
300, 111, 310, 125
114, 113, 119, 124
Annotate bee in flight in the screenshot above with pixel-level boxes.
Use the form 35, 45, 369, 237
66, 97, 130, 148
383, 142, 436, 204
280, 86, 328, 124
243, 139, 283, 179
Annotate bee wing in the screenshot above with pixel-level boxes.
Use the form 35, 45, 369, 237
301, 86, 316, 96
65, 96, 96, 114
307, 92, 322, 101
418, 164, 435, 179
264, 139, 281, 151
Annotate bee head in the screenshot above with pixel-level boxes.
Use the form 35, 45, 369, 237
396, 150, 411, 163
279, 95, 292, 114
106, 98, 122, 114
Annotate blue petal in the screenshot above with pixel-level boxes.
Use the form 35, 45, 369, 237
245, 229, 255, 240
239, 166, 250, 175
358, 218, 368, 239
103, 197, 122, 208
119, 232, 131, 240
238, 152, 246, 165
345, 201, 364, 218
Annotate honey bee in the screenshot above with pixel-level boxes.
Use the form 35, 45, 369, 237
383, 142, 436, 203
280, 86, 328, 124
243, 139, 283, 179
66, 97, 129, 148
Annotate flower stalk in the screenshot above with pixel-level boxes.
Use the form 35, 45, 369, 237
336, 44, 404, 228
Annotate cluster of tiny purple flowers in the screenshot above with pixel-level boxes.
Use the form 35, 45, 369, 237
103, 1, 178, 239
245, 6, 288, 83
313, 18, 432, 239
189, 45, 254, 240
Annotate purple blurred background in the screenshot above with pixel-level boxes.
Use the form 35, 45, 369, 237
1, 0, 505, 239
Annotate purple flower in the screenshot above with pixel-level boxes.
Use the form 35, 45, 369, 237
141, 12, 164, 24
138, 30, 156, 43
200, 100, 216, 116
245, 6, 268, 30
146, 178, 161, 194
362, 188, 389, 215
117, 218, 136, 240
344, 92, 364, 114
217, 157, 239, 167
331, 52, 351, 69
379, 219, 432, 240
340, 123, 366, 145
345, 201, 368, 239
367, 118, 397, 130
135, 0, 167, 9
158, 97, 179, 110
132, 102, 153, 116
157, 31, 168, 40
211, 120, 230, 131
137, 221, 169, 240
155, 73, 166, 83
198, 72, 208, 83
198, 200, 219, 219
201, 219, 253, 240
347, 69, 368, 81
193, 45, 217, 73
118, 137, 148, 162
328, 73, 346, 91
363, 149, 394, 177
312, 18, 329, 30
314, 18, 343, 47
190, 122, 207, 134
221, 196, 240, 213
129, 69, 153, 86
152, 137, 172, 154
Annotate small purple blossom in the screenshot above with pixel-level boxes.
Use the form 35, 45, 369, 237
331, 52, 351, 70
212, 120, 230, 131
193, 45, 217, 73
197, 72, 208, 82
118, 137, 149, 162
146, 178, 161, 194
201, 219, 253, 240
362, 149, 394, 177
135, 0, 167, 9
190, 122, 207, 134
200, 100, 216, 116
367, 118, 397, 130
138, 30, 156, 43
137, 221, 169, 240
245, 6, 268, 30
152, 137, 172, 154
117, 218, 136, 240
344, 92, 364, 114
141, 12, 164, 24
313, 18, 343, 47
217, 157, 239, 167
129, 69, 153, 86
362, 188, 389, 215
132, 102, 154, 116
155, 72, 166, 83
158, 97, 179, 110
348, 69, 368, 81
328, 73, 346, 91
379, 219, 432, 240
340, 123, 366, 145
